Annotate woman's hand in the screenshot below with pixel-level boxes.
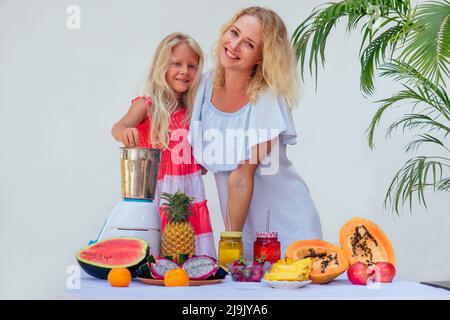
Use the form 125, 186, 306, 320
121, 127, 140, 147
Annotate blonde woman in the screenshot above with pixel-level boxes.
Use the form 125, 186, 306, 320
112, 32, 216, 258
189, 7, 322, 259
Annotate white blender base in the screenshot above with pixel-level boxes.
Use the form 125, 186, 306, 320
97, 200, 161, 256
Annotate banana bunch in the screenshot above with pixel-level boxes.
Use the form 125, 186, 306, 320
264, 257, 312, 281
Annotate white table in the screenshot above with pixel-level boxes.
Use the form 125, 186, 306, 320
64, 270, 450, 300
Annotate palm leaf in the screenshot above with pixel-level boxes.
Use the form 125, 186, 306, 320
360, 25, 407, 94
367, 87, 436, 148
368, 63, 450, 149
438, 178, 450, 190
385, 156, 450, 214
379, 62, 450, 117
405, 133, 449, 153
292, 0, 411, 88
387, 113, 450, 139
367, 95, 397, 149
379, 61, 437, 88
400, 0, 450, 86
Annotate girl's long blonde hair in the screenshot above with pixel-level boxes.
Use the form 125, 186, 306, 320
214, 7, 299, 108
145, 32, 203, 149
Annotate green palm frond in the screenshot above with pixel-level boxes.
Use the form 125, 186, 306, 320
379, 62, 450, 113
292, 2, 351, 85
379, 61, 436, 88
368, 62, 450, 149
438, 178, 450, 190
385, 156, 450, 214
367, 87, 437, 149
386, 113, 450, 139
367, 62, 450, 214
293, 0, 449, 214
360, 24, 407, 94
292, 0, 411, 88
400, 1, 450, 86
405, 133, 449, 153
367, 95, 398, 149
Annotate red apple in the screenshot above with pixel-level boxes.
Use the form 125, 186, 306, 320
347, 262, 374, 285
372, 262, 396, 283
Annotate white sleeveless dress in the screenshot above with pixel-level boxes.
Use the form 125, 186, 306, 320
188, 72, 323, 259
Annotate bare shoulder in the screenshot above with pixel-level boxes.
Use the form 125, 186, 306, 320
131, 97, 151, 113
116, 97, 151, 127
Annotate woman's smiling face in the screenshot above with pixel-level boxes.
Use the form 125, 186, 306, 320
219, 14, 263, 73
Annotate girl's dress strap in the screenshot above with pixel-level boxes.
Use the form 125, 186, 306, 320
131, 95, 152, 118
131, 95, 152, 106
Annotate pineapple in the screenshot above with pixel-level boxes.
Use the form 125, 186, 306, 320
160, 191, 196, 258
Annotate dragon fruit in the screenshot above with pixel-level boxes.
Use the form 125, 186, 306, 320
181, 255, 218, 280
150, 258, 179, 279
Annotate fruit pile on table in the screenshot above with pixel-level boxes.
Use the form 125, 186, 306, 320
76, 214, 397, 288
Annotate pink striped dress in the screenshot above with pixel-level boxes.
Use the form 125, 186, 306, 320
132, 96, 216, 258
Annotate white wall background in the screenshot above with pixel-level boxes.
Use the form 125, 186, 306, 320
0, 0, 448, 299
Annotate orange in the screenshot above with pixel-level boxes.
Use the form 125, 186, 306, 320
107, 268, 132, 287
164, 268, 189, 287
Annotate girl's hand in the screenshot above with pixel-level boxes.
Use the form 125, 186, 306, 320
121, 127, 140, 147
111, 97, 148, 146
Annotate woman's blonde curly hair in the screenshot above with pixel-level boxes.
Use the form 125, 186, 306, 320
213, 6, 299, 108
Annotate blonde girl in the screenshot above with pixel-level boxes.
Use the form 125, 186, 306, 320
112, 32, 216, 258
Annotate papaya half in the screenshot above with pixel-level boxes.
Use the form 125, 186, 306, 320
339, 217, 395, 266
285, 240, 349, 284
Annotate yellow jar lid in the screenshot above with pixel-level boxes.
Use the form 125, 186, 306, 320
220, 231, 242, 238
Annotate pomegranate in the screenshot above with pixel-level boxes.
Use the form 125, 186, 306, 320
372, 262, 396, 283
347, 262, 373, 285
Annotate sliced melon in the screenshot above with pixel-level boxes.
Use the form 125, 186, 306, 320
339, 217, 395, 266
76, 237, 149, 279
285, 240, 349, 284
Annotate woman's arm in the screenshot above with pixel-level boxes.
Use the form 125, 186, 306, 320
200, 165, 208, 175
111, 98, 148, 146
226, 138, 277, 231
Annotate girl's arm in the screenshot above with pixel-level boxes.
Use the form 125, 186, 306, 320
226, 138, 277, 231
111, 98, 149, 146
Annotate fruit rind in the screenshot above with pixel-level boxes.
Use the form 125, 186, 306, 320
339, 217, 395, 266
182, 255, 218, 280
76, 237, 149, 279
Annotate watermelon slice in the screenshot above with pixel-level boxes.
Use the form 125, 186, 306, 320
76, 237, 149, 279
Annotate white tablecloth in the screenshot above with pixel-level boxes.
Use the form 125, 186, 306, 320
64, 270, 450, 300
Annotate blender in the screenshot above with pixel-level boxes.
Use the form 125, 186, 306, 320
96, 147, 162, 256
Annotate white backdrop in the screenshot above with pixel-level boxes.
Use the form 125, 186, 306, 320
0, 0, 448, 299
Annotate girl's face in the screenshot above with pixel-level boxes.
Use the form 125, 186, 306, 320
219, 14, 263, 73
166, 43, 199, 99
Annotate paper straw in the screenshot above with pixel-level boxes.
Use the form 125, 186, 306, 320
266, 209, 270, 232
227, 206, 232, 231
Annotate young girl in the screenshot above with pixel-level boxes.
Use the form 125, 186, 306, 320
112, 32, 216, 258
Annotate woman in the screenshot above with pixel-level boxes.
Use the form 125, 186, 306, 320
189, 7, 322, 259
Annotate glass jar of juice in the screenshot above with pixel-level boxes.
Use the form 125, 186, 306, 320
253, 232, 280, 264
218, 231, 243, 267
